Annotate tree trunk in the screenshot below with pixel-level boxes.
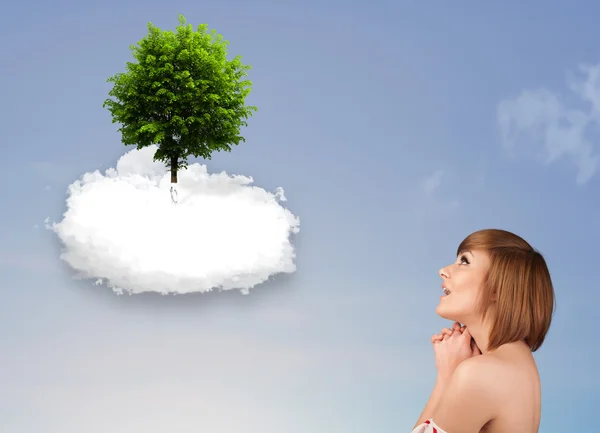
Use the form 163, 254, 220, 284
170, 156, 178, 183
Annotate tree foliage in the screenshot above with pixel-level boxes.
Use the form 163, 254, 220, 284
103, 15, 257, 182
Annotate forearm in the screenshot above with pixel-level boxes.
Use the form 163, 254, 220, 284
413, 377, 449, 429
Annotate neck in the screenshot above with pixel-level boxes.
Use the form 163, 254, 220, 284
463, 319, 492, 354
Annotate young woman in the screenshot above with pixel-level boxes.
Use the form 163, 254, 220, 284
412, 229, 555, 433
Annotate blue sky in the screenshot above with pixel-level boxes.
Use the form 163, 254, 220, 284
2, 1, 599, 432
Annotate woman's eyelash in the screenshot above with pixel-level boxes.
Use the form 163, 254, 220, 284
459, 255, 470, 265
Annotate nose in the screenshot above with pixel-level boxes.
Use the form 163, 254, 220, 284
439, 266, 449, 279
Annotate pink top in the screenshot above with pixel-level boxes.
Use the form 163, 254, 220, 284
412, 419, 448, 433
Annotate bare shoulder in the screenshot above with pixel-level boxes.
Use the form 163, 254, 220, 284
431, 357, 506, 432
435, 348, 541, 433
453, 354, 505, 383
452, 354, 516, 403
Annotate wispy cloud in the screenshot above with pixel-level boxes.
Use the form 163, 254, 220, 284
422, 169, 444, 196
497, 63, 600, 184
417, 169, 460, 216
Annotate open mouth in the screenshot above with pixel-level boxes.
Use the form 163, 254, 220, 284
442, 287, 451, 296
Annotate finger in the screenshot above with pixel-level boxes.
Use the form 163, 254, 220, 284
462, 327, 471, 340
440, 328, 453, 336
442, 333, 451, 341
432, 333, 445, 342
452, 322, 462, 332
471, 339, 482, 355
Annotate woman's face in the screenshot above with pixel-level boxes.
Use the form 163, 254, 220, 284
436, 249, 491, 323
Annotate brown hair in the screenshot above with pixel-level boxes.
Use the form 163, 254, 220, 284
457, 229, 555, 352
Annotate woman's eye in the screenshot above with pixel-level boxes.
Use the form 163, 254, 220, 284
459, 255, 470, 265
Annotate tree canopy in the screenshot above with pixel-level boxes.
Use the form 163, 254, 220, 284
103, 15, 257, 182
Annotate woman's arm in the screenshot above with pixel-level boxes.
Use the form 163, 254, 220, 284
412, 376, 450, 429
414, 323, 464, 428
414, 324, 481, 430
426, 357, 497, 433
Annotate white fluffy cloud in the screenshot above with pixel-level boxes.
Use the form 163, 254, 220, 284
45, 146, 300, 295
497, 63, 600, 184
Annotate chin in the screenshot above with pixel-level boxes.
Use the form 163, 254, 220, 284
436, 303, 459, 321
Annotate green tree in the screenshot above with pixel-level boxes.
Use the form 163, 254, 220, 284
103, 15, 257, 183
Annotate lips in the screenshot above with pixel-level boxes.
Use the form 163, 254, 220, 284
442, 285, 451, 295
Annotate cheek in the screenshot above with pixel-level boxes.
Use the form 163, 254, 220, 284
459, 276, 484, 296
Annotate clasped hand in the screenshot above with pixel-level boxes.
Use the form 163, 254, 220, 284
431, 322, 482, 381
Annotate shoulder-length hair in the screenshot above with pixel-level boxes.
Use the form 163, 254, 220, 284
457, 229, 555, 352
